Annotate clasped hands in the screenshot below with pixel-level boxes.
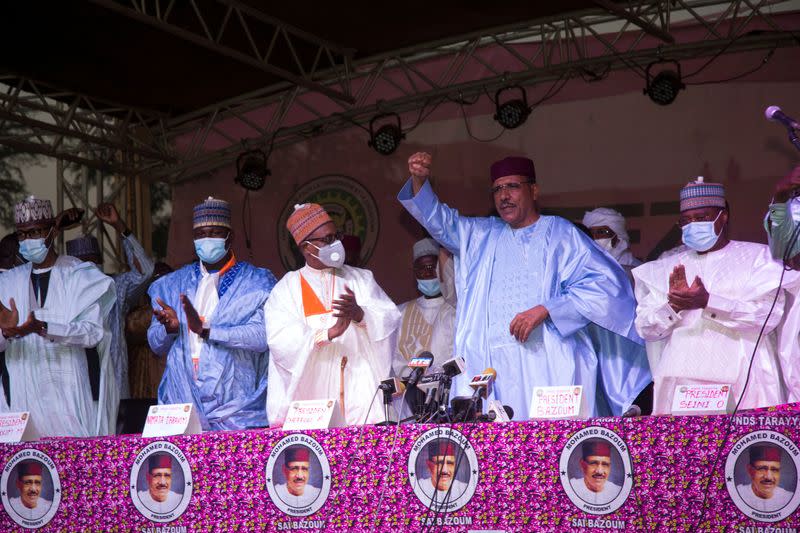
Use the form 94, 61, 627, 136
0, 299, 47, 339
668, 264, 709, 313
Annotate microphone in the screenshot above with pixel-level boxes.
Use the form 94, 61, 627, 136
477, 400, 514, 422
405, 351, 434, 388
765, 106, 800, 130
468, 367, 497, 400
378, 377, 406, 397
441, 356, 466, 377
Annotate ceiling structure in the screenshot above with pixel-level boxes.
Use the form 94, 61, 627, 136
0, 0, 798, 182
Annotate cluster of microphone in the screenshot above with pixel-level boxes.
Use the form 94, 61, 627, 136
377, 351, 513, 424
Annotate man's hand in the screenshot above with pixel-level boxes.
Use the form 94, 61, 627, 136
95, 202, 128, 234
327, 314, 351, 341
180, 295, 205, 335
15, 312, 46, 338
332, 285, 364, 323
54, 207, 84, 231
668, 275, 709, 312
509, 305, 549, 343
668, 264, 690, 293
154, 298, 179, 334
774, 164, 800, 203
0, 298, 19, 338
408, 152, 432, 194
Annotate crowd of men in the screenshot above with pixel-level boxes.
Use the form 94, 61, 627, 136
0, 153, 799, 442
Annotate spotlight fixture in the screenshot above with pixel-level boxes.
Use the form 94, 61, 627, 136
493, 86, 531, 129
368, 113, 405, 155
644, 60, 685, 106
235, 149, 270, 191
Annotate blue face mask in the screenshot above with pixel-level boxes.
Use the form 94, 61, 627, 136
19, 231, 52, 265
416, 278, 441, 297
682, 211, 723, 252
194, 237, 228, 264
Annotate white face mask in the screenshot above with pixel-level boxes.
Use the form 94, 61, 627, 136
595, 237, 624, 261
308, 240, 345, 269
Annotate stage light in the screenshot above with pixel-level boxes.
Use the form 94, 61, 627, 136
235, 150, 270, 191
644, 60, 685, 106
494, 86, 531, 129
368, 113, 405, 155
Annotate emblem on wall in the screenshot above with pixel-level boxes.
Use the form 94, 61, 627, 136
278, 175, 380, 270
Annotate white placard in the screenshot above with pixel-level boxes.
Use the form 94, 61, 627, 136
142, 403, 202, 438
282, 399, 345, 430
486, 399, 511, 422
671, 384, 731, 415
529, 385, 585, 419
0, 412, 38, 443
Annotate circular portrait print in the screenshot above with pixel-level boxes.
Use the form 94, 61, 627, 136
408, 427, 479, 513
266, 434, 332, 517
130, 441, 193, 523
559, 426, 633, 515
1, 449, 61, 529
725, 431, 800, 522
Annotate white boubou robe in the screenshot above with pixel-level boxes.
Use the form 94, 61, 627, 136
633, 241, 797, 414
394, 295, 456, 377
0, 255, 117, 437
265, 265, 400, 426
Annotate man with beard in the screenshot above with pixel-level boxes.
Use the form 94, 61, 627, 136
419, 439, 467, 508
569, 439, 621, 505
9, 461, 51, 520
398, 152, 650, 419
737, 444, 794, 512
274, 446, 319, 508
137, 454, 182, 512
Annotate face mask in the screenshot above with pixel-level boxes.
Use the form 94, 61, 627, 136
194, 237, 228, 264
416, 277, 441, 297
309, 240, 345, 269
766, 198, 800, 261
595, 237, 626, 261
682, 211, 723, 252
19, 231, 52, 265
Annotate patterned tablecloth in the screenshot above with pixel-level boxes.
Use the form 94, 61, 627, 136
2, 405, 800, 531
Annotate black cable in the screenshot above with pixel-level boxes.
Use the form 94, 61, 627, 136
686, 47, 775, 86
692, 219, 800, 528
241, 189, 253, 259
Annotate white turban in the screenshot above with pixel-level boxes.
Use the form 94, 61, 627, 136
582, 208, 630, 244
413, 238, 440, 261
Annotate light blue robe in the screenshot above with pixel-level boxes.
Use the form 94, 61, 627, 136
147, 261, 276, 430
398, 179, 650, 419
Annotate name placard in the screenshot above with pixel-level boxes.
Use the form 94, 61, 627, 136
283, 399, 346, 430
0, 412, 38, 443
529, 386, 584, 419
671, 384, 731, 415
142, 403, 202, 438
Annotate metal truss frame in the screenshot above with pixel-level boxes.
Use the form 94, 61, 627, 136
0, 0, 798, 186
151, 0, 800, 183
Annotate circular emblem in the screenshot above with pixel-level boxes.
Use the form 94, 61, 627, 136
1, 449, 61, 529
559, 426, 633, 515
408, 427, 479, 513
725, 431, 800, 522
277, 174, 380, 270
130, 441, 192, 523
266, 434, 332, 517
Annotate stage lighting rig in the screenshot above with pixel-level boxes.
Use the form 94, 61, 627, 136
493, 86, 531, 129
368, 113, 405, 155
644, 60, 685, 106
235, 149, 270, 191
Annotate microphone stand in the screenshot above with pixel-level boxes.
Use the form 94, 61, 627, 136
789, 128, 800, 152
431, 374, 453, 423
375, 386, 395, 426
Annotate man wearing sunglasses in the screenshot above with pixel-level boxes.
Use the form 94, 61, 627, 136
633, 177, 795, 414
265, 203, 400, 426
398, 153, 649, 421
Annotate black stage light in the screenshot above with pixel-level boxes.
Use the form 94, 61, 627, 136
235, 149, 270, 191
494, 85, 531, 129
644, 60, 685, 106
368, 113, 405, 155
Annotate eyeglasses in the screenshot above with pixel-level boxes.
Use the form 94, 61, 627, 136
17, 226, 53, 240
305, 231, 342, 246
490, 180, 534, 195
678, 210, 723, 227
414, 264, 437, 274
590, 228, 615, 239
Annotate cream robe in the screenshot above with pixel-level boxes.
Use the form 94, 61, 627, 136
633, 241, 794, 414
394, 295, 456, 376
265, 265, 400, 426
0, 256, 117, 437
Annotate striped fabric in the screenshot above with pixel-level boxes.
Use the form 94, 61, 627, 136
193, 197, 232, 229
679, 178, 725, 212
286, 203, 332, 245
